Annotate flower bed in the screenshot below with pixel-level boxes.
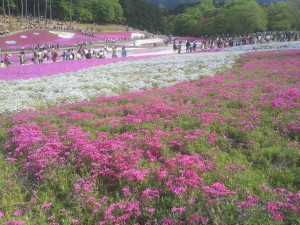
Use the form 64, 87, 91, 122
0, 49, 299, 224
0, 30, 58, 49
0, 30, 99, 49
0, 51, 239, 113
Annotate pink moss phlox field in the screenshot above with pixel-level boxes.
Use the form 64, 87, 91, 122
0, 49, 221, 81
0, 30, 58, 49
0, 55, 161, 81
3, 50, 300, 223
0, 30, 98, 49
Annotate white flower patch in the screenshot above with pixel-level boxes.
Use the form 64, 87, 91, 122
220, 41, 300, 53
49, 31, 75, 38
20, 35, 28, 38
0, 51, 240, 114
33, 32, 39, 35
131, 33, 145, 39
5, 40, 16, 44
134, 38, 163, 46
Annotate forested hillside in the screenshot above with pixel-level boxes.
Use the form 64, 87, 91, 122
1, 0, 299, 35
146, 0, 284, 9
146, 0, 198, 9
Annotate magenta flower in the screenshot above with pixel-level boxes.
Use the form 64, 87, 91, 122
171, 207, 186, 213
147, 208, 155, 214
71, 219, 80, 224
6, 221, 23, 225
13, 208, 21, 216
41, 202, 52, 209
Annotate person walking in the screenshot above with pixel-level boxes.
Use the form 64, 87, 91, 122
86, 50, 92, 59
38, 49, 43, 63
4, 53, 11, 66
19, 51, 26, 65
112, 46, 117, 58
121, 47, 127, 57
51, 49, 58, 62
178, 41, 182, 53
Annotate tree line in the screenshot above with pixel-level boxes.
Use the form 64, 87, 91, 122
166, 0, 300, 36
1, 0, 300, 35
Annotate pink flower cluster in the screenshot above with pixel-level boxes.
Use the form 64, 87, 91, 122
0, 54, 160, 81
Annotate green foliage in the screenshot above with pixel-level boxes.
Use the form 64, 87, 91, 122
265, 2, 294, 31
2, 0, 300, 35
119, 0, 165, 32
166, 0, 300, 36
287, 0, 300, 30
172, 7, 203, 36
74, 7, 94, 23
146, 0, 199, 9
91, 0, 124, 23
224, 0, 267, 33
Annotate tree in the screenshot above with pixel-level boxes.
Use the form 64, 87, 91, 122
265, 2, 293, 31
7, 0, 11, 26
91, 0, 124, 23
172, 7, 202, 36
205, 8, 226, 35
20, 0, 23, 25
44, 0, 47, 23
287, 0, 300, 30
3, 0, 6, 15
199, 0, 215, 17
38, 0, 40, 19
25, 0, 27, 20
119, 0, 164, 32
69, 0, 71, 23
49, 0, 52, 21
224, 0, 267, 34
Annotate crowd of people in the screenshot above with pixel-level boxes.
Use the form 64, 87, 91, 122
0, 45, 129, 67
1, 30, 299, 67
171, 31, 300, 53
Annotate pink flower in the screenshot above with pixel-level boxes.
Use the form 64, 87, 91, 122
171, 207, 186, 213
48, 216, 55, 221
13, 208, 21, 216
188, 197, 196, 204
59, 208, 67, 213
41, 203, 52, 209
238, 202, 255, 207
6, 221, 23, 225
0, 211, 4, 217
74, 184, 81, 191
92, 209, 98, 214
272, 212, 284, 221
71, 219, 80, 224
147, 208, 155, 214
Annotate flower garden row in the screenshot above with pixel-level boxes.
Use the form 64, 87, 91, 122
0, 49, 299, 224
0, 51, 239, 114
0, 30, 97, 49
0, 30, 136, 49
